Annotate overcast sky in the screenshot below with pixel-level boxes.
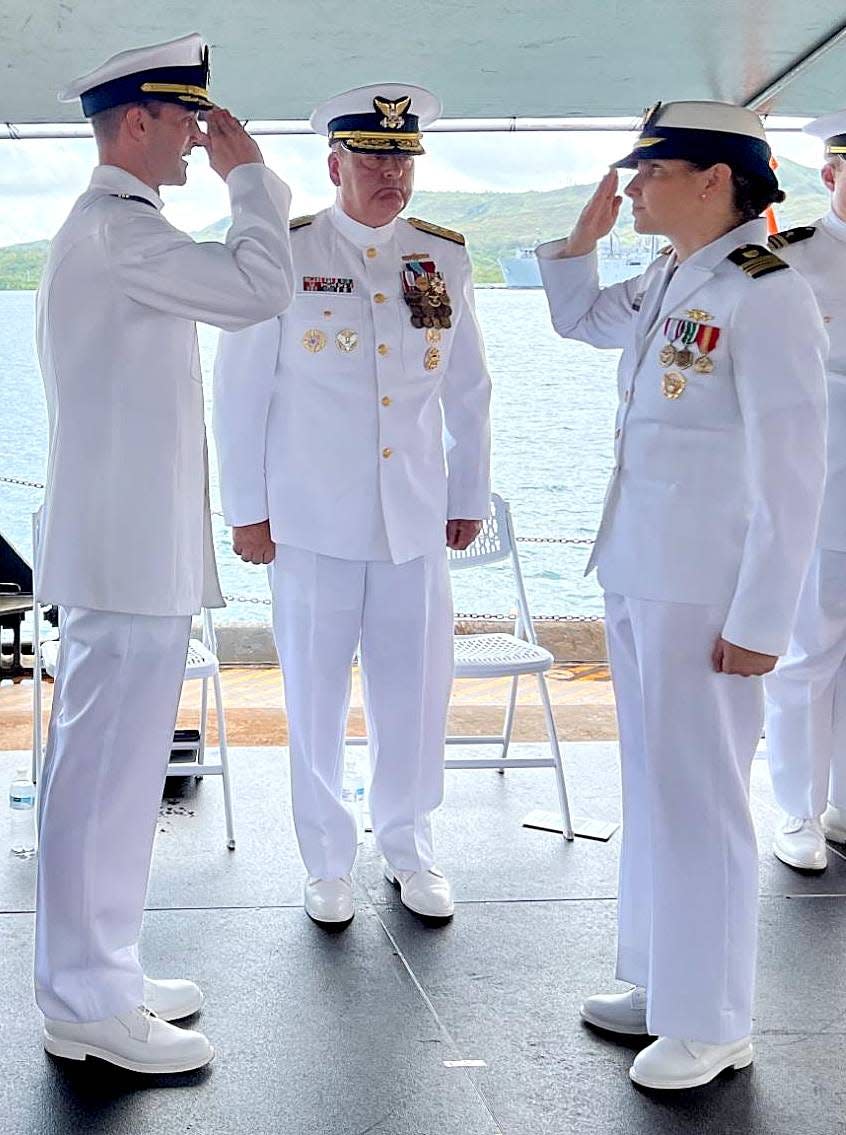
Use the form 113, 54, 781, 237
0, 119, 826, 246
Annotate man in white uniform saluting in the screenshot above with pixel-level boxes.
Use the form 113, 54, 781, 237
765, 110, 846, 871
35, 33, 294, 1073
538, 102, 826, 1089
214, 84, 491, 927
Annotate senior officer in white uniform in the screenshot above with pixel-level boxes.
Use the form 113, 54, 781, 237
765, 110, 846, 871
538, 102, 827, 1090
35, 34, 294, 1074
214, 84, 491, 926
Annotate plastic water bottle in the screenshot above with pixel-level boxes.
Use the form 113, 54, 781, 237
342, 750, 366, 842
9, 769, 36, 859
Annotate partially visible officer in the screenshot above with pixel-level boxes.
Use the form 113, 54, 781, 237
765, 110, 846, 871
214, 84, 491, 928
538, 102, 827, 1090
35, 33, 294, 1073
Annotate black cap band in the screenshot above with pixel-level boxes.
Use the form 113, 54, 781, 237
81, 57, 211, 116
614, 126, 774, 182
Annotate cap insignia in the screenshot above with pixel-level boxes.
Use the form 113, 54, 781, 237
374, 95, 411, 130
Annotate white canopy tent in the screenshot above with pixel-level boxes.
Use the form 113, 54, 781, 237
1, 1, 845, 129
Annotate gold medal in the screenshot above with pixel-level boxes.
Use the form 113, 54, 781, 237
424, 346, 441, 371
662, 372, 686, 400
658, 344, 676, 366
302, 328, 327, 353
692, 354, 714, 374
335, 328, 359, 353
426, 328, 442, 344
674, 347, 695, 370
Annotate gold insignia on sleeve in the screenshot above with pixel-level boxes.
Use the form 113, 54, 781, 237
374, 95, 412, 130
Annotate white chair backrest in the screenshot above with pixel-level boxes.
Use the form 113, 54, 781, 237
447, 493, 537, 645
447, 493, 513, 570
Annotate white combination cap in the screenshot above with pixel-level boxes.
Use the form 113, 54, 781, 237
310, 83, 442, 156
614, 100, 773, 181
803, 109, 846, 156
59, 32, 212, 117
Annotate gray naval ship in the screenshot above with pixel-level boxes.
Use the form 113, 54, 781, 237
499, 236, 660, 287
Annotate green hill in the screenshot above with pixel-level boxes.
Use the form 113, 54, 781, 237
1, 155, 830, 289
0, 240, 50, 290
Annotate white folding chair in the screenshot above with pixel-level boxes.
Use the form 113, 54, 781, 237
30, 509, 235, 848
347, 494, 574, 840
444, 494, 574, 839
167, 609, 236, 851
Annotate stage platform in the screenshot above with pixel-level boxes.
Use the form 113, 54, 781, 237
1, 740, 845, 1134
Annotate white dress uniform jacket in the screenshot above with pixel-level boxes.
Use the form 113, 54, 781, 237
770, 213, 846, 551
538, 218, 828, 656
36, 163, 294, 616
213, 203, 492, 562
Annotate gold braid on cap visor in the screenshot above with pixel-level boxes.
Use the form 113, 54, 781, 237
330, 130, 423, 151
140, 82, 211, 104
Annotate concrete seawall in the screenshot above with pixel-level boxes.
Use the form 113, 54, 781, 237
214, 617, 608, 665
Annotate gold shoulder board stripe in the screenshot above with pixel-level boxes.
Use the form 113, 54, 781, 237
768, 226, 816, 250
289, 215, 315, 231
407, 217, 465, 245
727, 244, 788, 279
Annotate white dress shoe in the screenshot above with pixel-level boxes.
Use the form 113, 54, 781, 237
630, 1036, 753, 1090
384, 864, 454, 919
43, 1006, 214, 1074
304, 876, 355, 924
143, 977, 204, 1022
822, 803, 846, 843
773, 815, 827, 871
580, 985, 648, 1035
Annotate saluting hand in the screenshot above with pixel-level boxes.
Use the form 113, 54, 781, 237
447, 519, 482, 551
566, 169, 623, 257
232, 520, 275, 565
199, 108, 265, 181
712, 637, 778, 677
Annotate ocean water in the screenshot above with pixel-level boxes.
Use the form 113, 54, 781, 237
0, 288, 619, 621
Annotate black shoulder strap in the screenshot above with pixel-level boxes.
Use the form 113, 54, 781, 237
109, 193, 157, 208
726, 244, 789, 279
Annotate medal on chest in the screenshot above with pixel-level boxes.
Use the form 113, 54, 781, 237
401, 257, 452, 331
658, 316, 721, 397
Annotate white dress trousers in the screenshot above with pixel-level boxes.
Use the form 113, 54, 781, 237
765, 548, 846, 816
35, 608, 191, 1023
270, 545, 454, 879
605, 593, 763, 1044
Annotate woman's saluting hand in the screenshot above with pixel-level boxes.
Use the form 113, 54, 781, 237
566, 169, 623, 257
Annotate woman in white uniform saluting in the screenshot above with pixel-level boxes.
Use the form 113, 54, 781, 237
538, 102, 827, 1090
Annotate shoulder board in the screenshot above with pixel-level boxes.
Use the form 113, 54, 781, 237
659, 244, 673, 255
289, 215, 314, 231
727, 244, 789, 279
407, 217, 465, 245
768, 225, 816, 251
109, 193, 157, 208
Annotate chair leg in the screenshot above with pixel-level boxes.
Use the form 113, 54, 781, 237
212, 667, 236, 850
536, 672, 574, 840
499, 675, 519, 773
197, 677, 209, 774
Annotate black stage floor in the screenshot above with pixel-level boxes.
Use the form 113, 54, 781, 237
1, 742, 845, 1135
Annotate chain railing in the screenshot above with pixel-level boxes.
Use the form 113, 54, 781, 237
2, 471, 602, 619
